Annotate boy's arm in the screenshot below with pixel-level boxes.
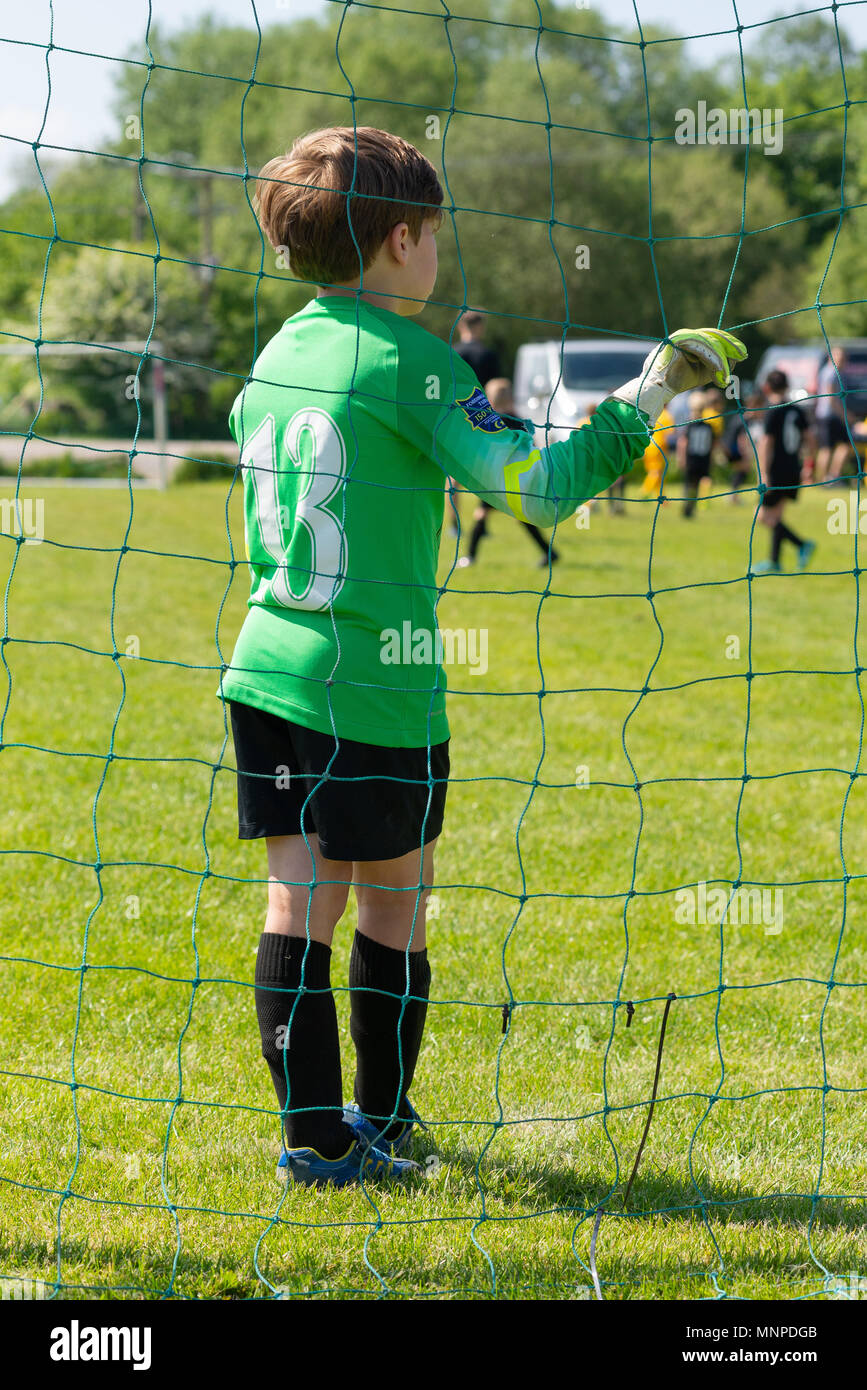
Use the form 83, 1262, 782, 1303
400, 385, 649, 527
757, 411, 775, 486
801, 409, 817, 457
396, 326, 746, 528
757, 433, 773, 486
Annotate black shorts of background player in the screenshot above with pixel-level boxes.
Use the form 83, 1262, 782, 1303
754, 369, 816, 575
678, 391, 716, 518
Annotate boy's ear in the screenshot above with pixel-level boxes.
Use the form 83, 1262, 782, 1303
384, 221, 412, 265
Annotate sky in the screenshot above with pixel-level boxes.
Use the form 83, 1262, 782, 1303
1, 0, 865, 200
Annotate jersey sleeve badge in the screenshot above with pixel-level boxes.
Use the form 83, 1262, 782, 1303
454, 386, 507, 432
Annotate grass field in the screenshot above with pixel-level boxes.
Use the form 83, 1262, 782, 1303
1, 475, 865, 1301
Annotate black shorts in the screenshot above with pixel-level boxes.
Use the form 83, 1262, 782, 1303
686, 455, 712, 482
765, 464, 800, 507
817, 416, 848, 449
229, 700, 449, 862
763, 486, 799, 507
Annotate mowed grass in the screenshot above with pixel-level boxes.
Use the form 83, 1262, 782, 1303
0, 476, 865, 1301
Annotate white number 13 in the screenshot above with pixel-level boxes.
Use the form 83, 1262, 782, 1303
241, 407, 348, 611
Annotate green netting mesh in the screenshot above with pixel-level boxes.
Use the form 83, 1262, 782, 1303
0, 0, 865, 1301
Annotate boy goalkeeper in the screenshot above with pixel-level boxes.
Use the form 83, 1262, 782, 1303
219, 126, 746, 1187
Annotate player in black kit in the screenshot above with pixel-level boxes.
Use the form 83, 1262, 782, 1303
679, 391, 716, 517
753, 369, 816, 575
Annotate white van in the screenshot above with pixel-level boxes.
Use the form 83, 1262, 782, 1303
513, 336, 659, 441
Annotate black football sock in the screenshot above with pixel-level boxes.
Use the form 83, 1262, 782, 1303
467, 514, 488, 560
523, 522, 555, 557
771, 520, 802, 563
349, 931, 431, 1143
255, 933, 352, 1159
773, 519, 801, 560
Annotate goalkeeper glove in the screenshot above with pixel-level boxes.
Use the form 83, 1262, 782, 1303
612, 328, 747, 426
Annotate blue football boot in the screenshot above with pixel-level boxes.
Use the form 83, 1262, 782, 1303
276, 1137, 418, 1187
343, 1100, 427, 1157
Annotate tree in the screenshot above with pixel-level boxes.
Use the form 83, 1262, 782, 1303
1, 242, 217, 438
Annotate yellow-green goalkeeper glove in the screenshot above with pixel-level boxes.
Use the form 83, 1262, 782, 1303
612, 328, 747, 426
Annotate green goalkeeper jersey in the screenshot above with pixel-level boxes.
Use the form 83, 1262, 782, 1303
219, 295, 649, 747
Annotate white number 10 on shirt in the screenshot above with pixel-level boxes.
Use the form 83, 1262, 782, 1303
240, 407, 349, 611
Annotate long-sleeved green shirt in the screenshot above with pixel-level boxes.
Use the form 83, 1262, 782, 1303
219, 296, 650, 746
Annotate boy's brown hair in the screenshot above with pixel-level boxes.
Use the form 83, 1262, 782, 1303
255, 127, 444, 285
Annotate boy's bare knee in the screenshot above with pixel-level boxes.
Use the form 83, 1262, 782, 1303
354, 884, 430, 951
351, 843, 436, 946
266, 873, 350, 937
263, 835, 352, 937
356, 882, 429, 921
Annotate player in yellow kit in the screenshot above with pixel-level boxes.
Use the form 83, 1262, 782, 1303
641, 404, 677, 498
